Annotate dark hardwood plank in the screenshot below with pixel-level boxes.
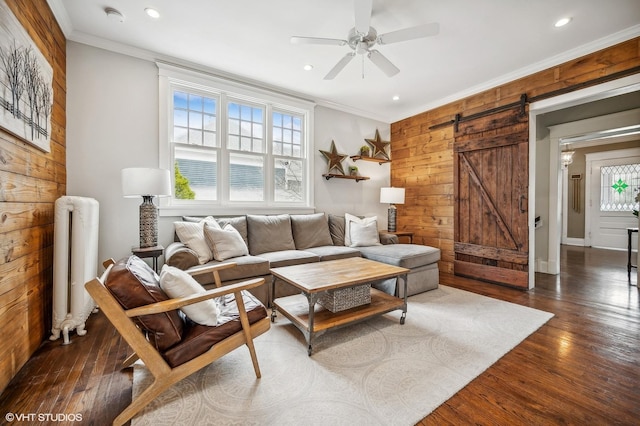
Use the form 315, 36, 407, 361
0, 245, 638, 425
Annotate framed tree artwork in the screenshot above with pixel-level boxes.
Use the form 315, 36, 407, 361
0, 0, 53, 152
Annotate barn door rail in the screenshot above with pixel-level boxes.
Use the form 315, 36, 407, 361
429, 64, 640, 132
433, 94, 528, 132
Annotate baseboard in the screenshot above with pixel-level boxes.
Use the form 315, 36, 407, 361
562, 238, 585, 246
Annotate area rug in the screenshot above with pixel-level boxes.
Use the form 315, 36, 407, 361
132, 285, 553, 425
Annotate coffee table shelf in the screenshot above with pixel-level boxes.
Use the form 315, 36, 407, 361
274, 288, 404, 333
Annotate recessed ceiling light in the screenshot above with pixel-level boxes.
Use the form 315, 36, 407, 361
303, 64, 313, 71
392, 95, 400, 101
105, 7, 125, 23
555, 17, 572, 27
145, 8, 160, 18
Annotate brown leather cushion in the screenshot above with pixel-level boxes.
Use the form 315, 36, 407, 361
105, 255, 185, 351
162, 290, 267, 368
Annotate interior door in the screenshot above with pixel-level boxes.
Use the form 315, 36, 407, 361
587, 154, 640, 250
454, 107, 529, 289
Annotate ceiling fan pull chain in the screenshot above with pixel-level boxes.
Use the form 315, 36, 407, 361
362, 55, 365, 79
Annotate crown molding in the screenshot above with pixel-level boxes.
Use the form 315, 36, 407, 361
392, 24, 640, 123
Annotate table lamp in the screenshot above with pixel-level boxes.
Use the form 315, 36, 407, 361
380, 187, 405, 232
122, 168, 172, 248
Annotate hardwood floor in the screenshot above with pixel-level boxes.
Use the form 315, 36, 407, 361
0, 245, 638, 425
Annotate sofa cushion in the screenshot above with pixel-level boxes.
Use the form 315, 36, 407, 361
105, 255, 184, 351
328, 214, 346, 246
159, 265, 219, 326
162, 290, 267, 368
257, 249, 320, 268
247, 214, 296, 255
357, 244, 441, 269
290, 213, 333, 249
304, 245, 361, 261
204, 223, 249, 261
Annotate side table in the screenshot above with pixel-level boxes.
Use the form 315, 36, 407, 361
381, 231, 414, 244
627, 228, 638, 283
132, 245, 164, 273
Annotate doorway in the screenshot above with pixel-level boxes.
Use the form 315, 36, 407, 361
528, 73, 640, 288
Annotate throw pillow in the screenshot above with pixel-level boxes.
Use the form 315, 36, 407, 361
344, 213, 381, 247
105, 255, 184, 351
246, 214, 296, 255
174, 218, 221, 264
290, 213, 333, 249
159, 265, 219, 326
349, 220, 382, 247
204, 223, 249, 261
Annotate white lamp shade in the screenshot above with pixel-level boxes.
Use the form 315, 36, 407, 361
122, 168, 172, 197
380, 187, 405, 204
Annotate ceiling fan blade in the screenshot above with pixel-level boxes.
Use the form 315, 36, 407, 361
368, 50, 399, 77
354, 0, 373, 34
378, 23, 440, 45
291, 36, 347, 46
324, 52, 356, 80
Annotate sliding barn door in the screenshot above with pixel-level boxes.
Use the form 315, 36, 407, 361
454, 107, 529, 289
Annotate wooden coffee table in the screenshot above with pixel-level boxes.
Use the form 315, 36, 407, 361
270, 257, 409, 355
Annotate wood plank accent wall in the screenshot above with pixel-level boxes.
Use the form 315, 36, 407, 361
390, 37, 640, 276
0, 0, 66, 392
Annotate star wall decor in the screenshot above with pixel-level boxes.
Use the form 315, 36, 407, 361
365, 129, 390, 160
319, 140, 347, 175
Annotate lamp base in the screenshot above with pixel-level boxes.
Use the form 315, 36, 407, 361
139, 195, 158, 248
387, 205, 397, 232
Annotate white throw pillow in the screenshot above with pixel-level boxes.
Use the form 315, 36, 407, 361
204, 223, 249, 261
159, 265, 219, 326
174, 217, 221, 264
349, 220, 382, 247
344, 213, 381, 247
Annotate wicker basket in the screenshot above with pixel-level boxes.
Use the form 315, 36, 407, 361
318, 284, 371, 313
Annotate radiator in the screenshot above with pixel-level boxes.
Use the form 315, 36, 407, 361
50, 196, 100, 344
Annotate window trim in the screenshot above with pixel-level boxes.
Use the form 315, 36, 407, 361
157, 62, 315, 216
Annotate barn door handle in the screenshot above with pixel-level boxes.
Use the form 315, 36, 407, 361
519, 195, 527, 213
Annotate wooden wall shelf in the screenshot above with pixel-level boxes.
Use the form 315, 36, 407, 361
350, 155, 391, 165
322, 173, 370, 182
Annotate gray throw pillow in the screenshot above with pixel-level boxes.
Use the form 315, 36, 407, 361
328, 214, 346, 246
290, 213, 333, 249
247, 214, 296, 255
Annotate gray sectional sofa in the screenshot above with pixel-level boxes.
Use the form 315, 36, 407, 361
165, 213, 440, 305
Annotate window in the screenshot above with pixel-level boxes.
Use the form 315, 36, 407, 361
158, 63, 314, 215
600, 163, 640, 212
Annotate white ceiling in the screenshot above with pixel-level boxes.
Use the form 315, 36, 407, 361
48, 0, 640, 123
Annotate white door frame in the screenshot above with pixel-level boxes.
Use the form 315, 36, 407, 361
528, 74, 640, 288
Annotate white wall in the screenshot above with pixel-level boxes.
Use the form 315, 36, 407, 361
313, 106, 390, 219
66, 42, 390, 267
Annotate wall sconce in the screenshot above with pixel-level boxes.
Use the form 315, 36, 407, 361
561, 150, 575, 168
122, 168, 172, 248
380, 187, 405, 232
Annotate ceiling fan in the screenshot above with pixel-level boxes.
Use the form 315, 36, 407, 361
291, 0, 439, 80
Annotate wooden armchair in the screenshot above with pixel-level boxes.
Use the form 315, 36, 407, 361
85, 256, 270, 426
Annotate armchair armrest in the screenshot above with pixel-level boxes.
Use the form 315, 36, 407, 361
124, 277, 265, 318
